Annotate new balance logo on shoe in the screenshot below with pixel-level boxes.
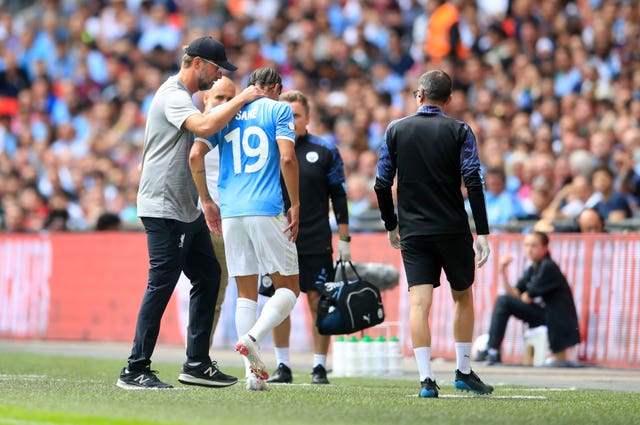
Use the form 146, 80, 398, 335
134, 374, 152, 385
116, 367, 173, 390
177, 362, 238, 388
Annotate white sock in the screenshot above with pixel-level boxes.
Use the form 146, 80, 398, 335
248, 288, 297, 342
275, 347, 290, 367
456, 342, 472, 374
313, 354, 327, 368
413, 347, 432, 381
236, 298, 258, 377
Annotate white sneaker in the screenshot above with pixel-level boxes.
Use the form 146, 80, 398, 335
235, 334, 268, 380
246, 374, 269, 391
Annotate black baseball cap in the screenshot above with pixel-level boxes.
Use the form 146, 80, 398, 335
185, 36, 237, 71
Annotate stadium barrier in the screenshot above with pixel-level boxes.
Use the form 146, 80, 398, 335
0, 232, 638, 369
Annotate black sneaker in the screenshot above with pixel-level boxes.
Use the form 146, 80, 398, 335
454, 369, 494, 395
178, 361, 238, 387
116, 367, 173, 390
266, 363, 293, 383
487, 352, 502, 366
419, 378, 439, 398
311, 364, 329, 384
474, 349, 488, 362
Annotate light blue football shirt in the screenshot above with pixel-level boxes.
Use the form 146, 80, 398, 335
200, 97, 295, 218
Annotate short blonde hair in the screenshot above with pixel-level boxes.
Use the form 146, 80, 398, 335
279, 90, 310, 115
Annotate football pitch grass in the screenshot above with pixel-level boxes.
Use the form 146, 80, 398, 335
1, 351, 639, 425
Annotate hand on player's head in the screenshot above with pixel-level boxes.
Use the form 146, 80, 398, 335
240, 85, 265, 103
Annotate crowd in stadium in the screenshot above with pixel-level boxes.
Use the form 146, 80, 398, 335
1, 0, 639, 233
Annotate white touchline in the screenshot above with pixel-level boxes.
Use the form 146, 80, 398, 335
0, 418, 61, 425
406, 394, 547, 399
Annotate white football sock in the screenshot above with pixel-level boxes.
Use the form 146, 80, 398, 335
274, 347, 290, 368
313, 354, 327, 368
456, 342, 472, 374
413, 347, 433, 381
248, 288, 297, 342
236, 297, 258, 376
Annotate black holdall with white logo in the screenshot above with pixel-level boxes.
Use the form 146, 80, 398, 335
316, 260, 385, 335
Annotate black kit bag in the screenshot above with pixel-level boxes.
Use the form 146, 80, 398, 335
316, 260, 385, 335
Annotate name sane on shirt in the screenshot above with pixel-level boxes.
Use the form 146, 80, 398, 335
235, 109, 258, 120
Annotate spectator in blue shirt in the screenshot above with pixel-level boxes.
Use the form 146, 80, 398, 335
484, 167, 524, 229
553, 46, 581, 97
592, 166, 633, 222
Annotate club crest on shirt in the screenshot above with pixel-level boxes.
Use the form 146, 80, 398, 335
306, 151, 319, 163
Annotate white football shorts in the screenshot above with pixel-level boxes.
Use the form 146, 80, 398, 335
222, 214, 299, 277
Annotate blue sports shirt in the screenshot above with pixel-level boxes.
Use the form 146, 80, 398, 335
199, 97, 295, 218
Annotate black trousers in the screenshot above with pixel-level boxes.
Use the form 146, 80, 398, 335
128, 215, 221, 370
488, 295, 545, 350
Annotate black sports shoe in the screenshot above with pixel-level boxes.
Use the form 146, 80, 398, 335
487, 352, 502, 366
116, 367, 173, 390
419, 378, 439, 398
311, 364, 329, 384
178, 361, 238, 387
454, 369, 494, 395
266, 363, 293, 383
474, 349, 488, 362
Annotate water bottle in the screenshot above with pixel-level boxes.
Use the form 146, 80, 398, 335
372, 335, 387, 376
345, 335, 360, 377
387, 335, 402, 376
359, 335, 373, 376
332, 336, 346, 377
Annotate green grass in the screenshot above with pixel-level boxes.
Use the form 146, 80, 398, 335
0, 352, 639, 425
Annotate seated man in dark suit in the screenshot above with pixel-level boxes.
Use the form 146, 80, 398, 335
476, 231, 581, 365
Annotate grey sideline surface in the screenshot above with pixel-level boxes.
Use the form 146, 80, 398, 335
1, 339, 640, 393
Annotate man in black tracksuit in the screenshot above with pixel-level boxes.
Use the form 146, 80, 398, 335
374, 69, 492, 398
482, 231, 581, 366
266, 90, 351, 385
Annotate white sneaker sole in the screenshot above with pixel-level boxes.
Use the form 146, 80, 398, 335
177, 373, 237, 387
116, 379, 172, 390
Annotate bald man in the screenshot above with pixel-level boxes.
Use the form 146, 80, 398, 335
200, 76, 238, 337
577, 208, 605, 233
203, 76, 236, 112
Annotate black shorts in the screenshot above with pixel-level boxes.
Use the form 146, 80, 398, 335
299, 254, 335, 293
401, 233, 475, 291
